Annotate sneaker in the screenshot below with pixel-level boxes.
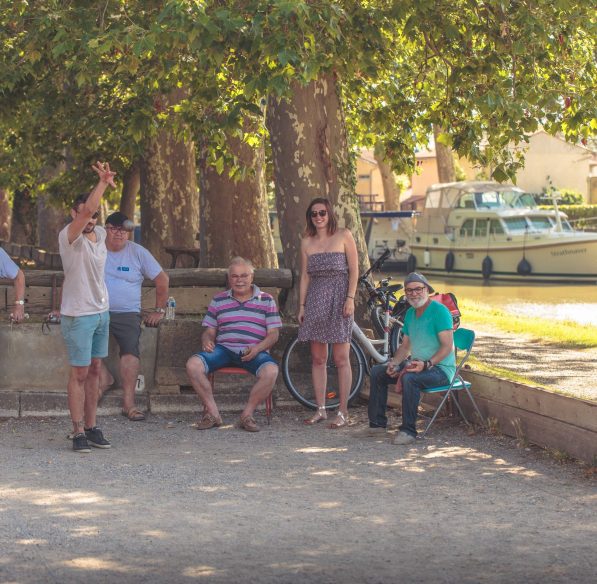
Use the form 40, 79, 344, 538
84, 427, 111, 449
392, 431, 415, 445
239, 415, 260, 433
72, 433, 91, 453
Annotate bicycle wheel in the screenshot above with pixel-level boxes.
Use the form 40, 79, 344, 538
389, 322, 404, 355
282, 336, 366, 410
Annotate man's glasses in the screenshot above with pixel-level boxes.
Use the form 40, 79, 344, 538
405, 286, 427, 295
106, 225, 127, 233
310, 209, 327, 218
229, 273, 251, 280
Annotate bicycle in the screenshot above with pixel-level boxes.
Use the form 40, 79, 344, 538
282, 248, 405, 410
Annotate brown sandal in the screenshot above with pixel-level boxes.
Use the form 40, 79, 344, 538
122, 407, 145, 421
196, 412, 223, 430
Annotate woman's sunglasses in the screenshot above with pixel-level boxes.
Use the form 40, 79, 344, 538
310, 210, 327, 218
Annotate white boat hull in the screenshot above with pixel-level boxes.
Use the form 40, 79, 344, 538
411, 234, 597, 283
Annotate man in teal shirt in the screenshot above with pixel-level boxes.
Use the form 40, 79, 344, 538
367, 272, 456, 445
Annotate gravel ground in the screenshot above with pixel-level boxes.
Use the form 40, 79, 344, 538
0, 407, 595, 584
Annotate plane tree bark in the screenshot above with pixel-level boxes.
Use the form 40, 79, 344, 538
266, 73, 369, 317
198, 123, 277, 269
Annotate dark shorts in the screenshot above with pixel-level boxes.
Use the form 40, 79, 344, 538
109, 312, 142, 358
194, 344, 278, 377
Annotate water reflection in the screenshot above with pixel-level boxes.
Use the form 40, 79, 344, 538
382, 273, 597, 326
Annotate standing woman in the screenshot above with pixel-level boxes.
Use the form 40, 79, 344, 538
298, 197, 359, 428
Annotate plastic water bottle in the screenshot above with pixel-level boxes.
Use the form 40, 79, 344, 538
165, 296, 176, 320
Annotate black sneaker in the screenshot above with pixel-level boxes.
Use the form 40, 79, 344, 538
72, 433, 91, 453
84, 427, 111, 449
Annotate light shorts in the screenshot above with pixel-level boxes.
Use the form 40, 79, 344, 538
109, 312, 142, 358
194, 344, 278, 377
61, 311, 110, 367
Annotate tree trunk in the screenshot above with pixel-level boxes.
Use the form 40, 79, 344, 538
11, 188, 37, 245
120, 159, 140, 221
0, 188, 11, 241
433, 125, 456, 183
37, 194, 66, 251
140, 133, 199, 267
198, 123, 277, 269
373, 142, 400, 211
266, 73, 369, 318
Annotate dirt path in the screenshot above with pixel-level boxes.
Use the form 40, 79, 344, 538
1, 409, 595, 584
468, 324, 597, 402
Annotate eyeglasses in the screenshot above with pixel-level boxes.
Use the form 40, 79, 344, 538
106, 225, 127, 233
404, 286, 427, 295
310, 210, 327, 218
229, 273, 251, 280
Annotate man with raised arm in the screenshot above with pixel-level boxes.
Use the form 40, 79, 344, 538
59, 162, 116, 453
0, 247, 26, 323
99, 211, 169, 421
366, 272, 456, 445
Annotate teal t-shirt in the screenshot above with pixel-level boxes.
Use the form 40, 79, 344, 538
402, 300, 456, 381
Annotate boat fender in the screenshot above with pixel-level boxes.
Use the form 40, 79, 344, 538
423, 249, 431, 266
517, 257, 532, 276
406, 254, 417, 273
445, 251, 455, 272
482, 256, 493, 280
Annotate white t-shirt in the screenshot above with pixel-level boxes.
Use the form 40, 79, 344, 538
105, 241, 162, 313
0, 248, 19, 280
59, 225, 109, 317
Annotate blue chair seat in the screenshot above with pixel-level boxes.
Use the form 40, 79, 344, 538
422, 378, 471, 394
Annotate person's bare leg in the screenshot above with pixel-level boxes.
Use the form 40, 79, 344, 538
68, 365, 89, 435
328, 342, 351, 427
83, 358, 102, 429
120, 354, 140, 412
305, 342, 328, 423
98, 361, 115, 401
186, 356, 220, 418
240, 364, 278, 419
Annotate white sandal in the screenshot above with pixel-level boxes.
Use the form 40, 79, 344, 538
304, 406, 327, 425
327, 410, 348, 429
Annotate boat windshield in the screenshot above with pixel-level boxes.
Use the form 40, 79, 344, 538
454, 189, 535, 210
528, 217, 553, 231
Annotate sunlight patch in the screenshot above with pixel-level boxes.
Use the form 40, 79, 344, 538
183, 565, 222, 577
64, 558, 133, 572
296, 447, 348, 453
16, 539, 47, 545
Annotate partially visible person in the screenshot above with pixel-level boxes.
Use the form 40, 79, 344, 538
0, 247, 26, 323
367, 272, 456, 445
99, 211, 169, 421
297, 197, 358, 428
186, 257, 281, 433
59, 162, 116, 453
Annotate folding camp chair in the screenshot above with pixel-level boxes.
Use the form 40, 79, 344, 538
420, 327, 485, 437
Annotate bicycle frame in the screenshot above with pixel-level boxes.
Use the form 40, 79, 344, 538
351, 305, 391, 366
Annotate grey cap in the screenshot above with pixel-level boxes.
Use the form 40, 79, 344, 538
404, 272, 434, 293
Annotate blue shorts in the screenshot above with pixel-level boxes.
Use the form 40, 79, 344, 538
194, 344, 278, 377
61, 311, 110, 367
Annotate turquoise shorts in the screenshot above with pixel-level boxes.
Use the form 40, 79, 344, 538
61, 311, 110, 367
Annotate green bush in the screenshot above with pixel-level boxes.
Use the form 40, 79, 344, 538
535, 188, 584, 205
538, 204, 597, 231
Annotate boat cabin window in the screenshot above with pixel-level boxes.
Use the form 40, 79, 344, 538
489, 219, 505, 235
459, 194, 476, 209
474, 191, 501, 208
503, 218, 530, 233
528, 217, 553, 231
459, 219, 475, 237
474, 219, 489, 237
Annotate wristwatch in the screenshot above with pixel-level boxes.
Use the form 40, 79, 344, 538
15, 300, 25, 305
154, 308, 166, 313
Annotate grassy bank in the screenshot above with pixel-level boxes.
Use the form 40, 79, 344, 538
458, 299, 597, 349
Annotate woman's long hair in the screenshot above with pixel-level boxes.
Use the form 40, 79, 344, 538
304, 197, 337, 237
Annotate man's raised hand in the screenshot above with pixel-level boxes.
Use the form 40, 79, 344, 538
92, 161, 116, 188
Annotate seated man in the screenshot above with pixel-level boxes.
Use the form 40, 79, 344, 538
367, 272, 456, 445
0, 247, 26, 323
100, 211, 169, 421
186, 257, 281, 433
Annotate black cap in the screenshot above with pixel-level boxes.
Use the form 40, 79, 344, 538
105, 211, 129, 226
404, 272, 435, 293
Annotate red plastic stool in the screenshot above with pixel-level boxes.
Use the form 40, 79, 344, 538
208, 367, 273, 424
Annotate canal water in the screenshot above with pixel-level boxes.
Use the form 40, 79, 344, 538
382, 274, 597, 327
